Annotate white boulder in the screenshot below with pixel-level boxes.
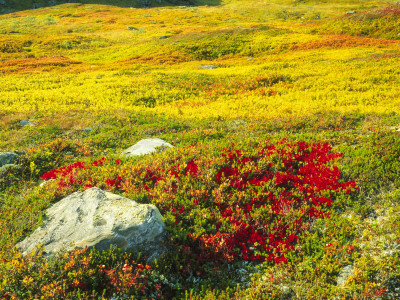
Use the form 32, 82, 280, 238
16, 188, 167, 261
121, 138, 173, 157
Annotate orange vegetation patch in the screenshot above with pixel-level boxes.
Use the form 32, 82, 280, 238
121, 54, 187, 65
0, 56, 83, 74
290, 35, 396, 51
365, 52, 400, 61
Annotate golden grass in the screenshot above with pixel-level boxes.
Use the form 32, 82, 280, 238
1, 0, 400, 120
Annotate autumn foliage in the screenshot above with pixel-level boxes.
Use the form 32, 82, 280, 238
39, 140, 356, 269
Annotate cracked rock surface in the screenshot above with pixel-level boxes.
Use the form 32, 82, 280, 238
17, 188, 167, 262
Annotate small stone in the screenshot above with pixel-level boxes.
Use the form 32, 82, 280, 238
0, 152, 19, 168
20, 120, 32, 127
121, 138, 173, 157
337, 265, 354, 286
346, 11, 356, 14
159, 35, 170, 39
199, 65, 219, 70
127, 26, 138, 31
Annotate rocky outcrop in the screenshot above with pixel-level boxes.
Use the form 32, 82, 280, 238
0, 152, 19, 167
121, 138, 173, 157
16, 188, 167, 262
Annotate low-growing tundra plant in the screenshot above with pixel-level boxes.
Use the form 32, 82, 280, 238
0, 139, 358, 298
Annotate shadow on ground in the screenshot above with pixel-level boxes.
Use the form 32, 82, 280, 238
0, 0, 222, 14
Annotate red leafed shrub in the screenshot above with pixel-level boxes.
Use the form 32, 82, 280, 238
40, 157, 123, 192
124, 140, 357, 268
39, 140, 357, 269
40, 161, 86, 180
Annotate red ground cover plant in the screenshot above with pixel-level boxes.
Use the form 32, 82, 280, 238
40, 156, 122, 191
39, 140, 357, 272
154, 140, 357, 268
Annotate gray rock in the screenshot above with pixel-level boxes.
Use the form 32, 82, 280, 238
20, 120, 32, 127
0, 152, 19, 168
382, 242, 400, 258
0, 0, 6, 5
199, 64, 219, 70
16, 188, 167, 262
127, 26, 139, 31
346, 11, 356, 14
337, 265, 354, 286
159, 35, 170, 39
121, 138, 173, 157
0, 164, 19, 175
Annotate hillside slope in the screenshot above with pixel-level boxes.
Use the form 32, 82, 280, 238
0, 0, 400, 299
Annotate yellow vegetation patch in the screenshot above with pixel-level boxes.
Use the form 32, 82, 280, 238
0, 0, 400, 120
